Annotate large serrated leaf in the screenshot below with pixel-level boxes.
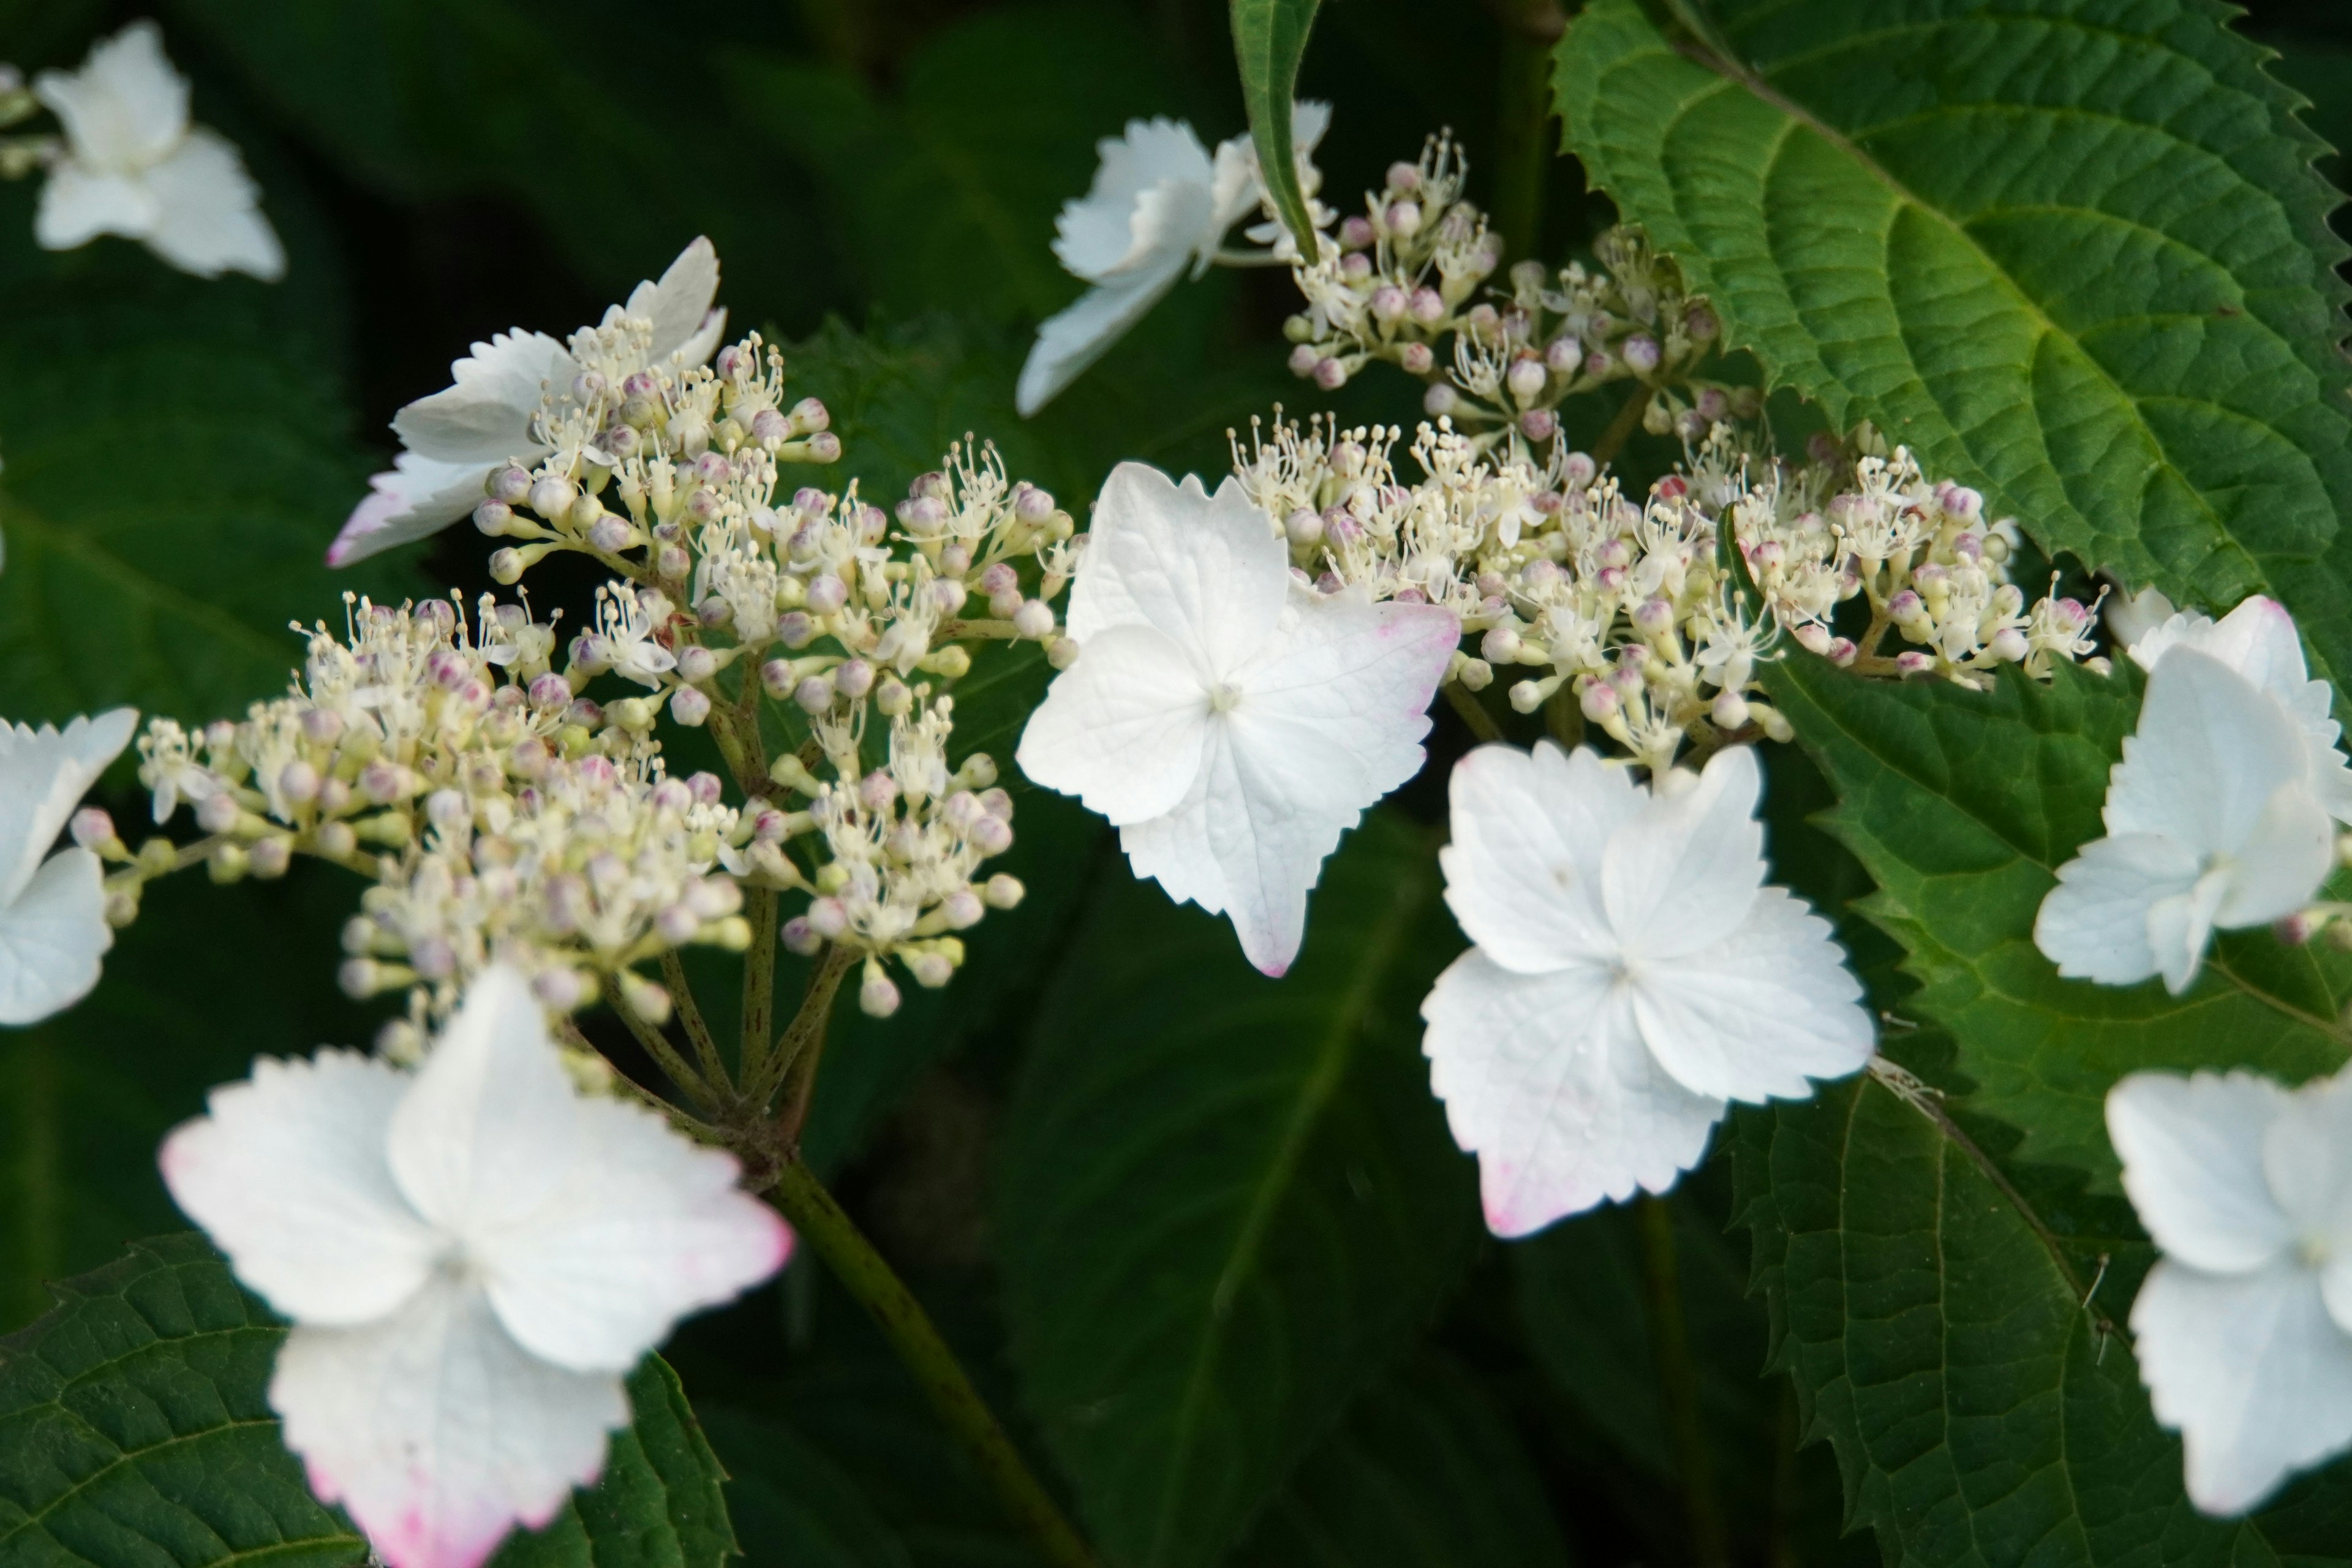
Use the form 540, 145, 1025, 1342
1230, 0, 1323, 254
1227, 1350, 1569, 1568
1735, 1074, 2352, 1566
1553, 0, 2352, 691
1764, 654, 2352, 1190
0, 1234, 736, 1568
992, 813, 1480, 1568
0, 203, 422, 727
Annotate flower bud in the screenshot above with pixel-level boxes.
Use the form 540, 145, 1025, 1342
195, 793, 241, 834
1046, 636, 1082, 670
528, 475, 577, 520
669, 685, 712, 726
1423, 383, 1458, 417
1314, 358, 1348, 391
473, 500, 513, 536
69, 805, 117, 854
1370, 285, 1408, 323
1580, 680, 1620, 722
794, 675, 834, 714
1288, 343, 1321, 377
1506, 358, 1548, 401
1340, 214, 1376, 249
1520, 409, 1558, 442
675, 645, 718, 684
425, 789, 468, 829
1385, 200, 1422, 237
1398, 342, 1434, 374
248, 837, 292, 879
486, 465, 533, 505
1710, 690, 1750, 731
1988, 627, 2030, 663
1012, 599, 1056, 639
782, 916, 824, 956
1481, 626, 1523, 664
859, 963, 901, 1018
1286, 508, 1324, 546
836, 658, 876, 699
805, 575, 849, 615
1409, 287, 1445, 323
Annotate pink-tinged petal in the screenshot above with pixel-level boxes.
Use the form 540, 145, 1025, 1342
1202, 722, 1354, 976
2035, 831, 2199, 988
160, 1049, 438, 1323
388, 966, 579, 1234
1439, 742, 1632, 975
1016, 265, 1187, 418
1599, 745, 1765, 962
141, 128, 284, 281
1014, 623, 1210, 824
1051, 119, 1216, 280
273, 1280, 626, 1568
34, 22, 187, 170
328, 453, 513, 567
2107, 1071, 2294, 1276
1064, 464, 1286, 669
1422, 951, 1723, 1235
1627, 887, 1872, 1102
2131, 1259, 2352, 1516
480, 1098, 789, 1373
0, 709, 137, 904
618, 237, 724, 366
2106, 650, 2310, 851
0, 848, 113, 1025
390, 330, 571, 467
1228, 591, 1454, 806
33, 164, 156, 251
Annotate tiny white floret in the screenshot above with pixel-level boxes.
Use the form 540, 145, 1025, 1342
160, 964, 790, 1568
2122, 595, 2352, 823
1016, 460, 1457, 976
0, 708, 137, 1025
2036, 646, 2333, 995
1421, 741, 1874, 1235
1017, 104, 1329, 417
2109, 1066, 2352, 1513
32, 22, 284, 281
330, 239, 728, 566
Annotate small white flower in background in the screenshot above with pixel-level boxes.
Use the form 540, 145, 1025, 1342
330, 238, 727, 567
31, 22, 283, 281
2104, 582, 2176, 650
160, 965, 788, 1568
1017, 103, 1330, 417
2035, 647, 2333, 995
2108, 1066, 2352, 1514
2120, 594, 2352, 822
0, 709, 136, 1025
1016, 460, 1456, 976
1421, 742, 1874, 1235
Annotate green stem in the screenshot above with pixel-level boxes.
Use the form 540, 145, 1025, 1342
739, 888, 780, 1090
1637, 1194, 1729, 1568
609, 982, 717, 1111
768, 1158, 1101, 1568
752, 943, 856, 1115
1489, 0, 1565, 263
1443, 680, 1507, 744
660, 950, 730, 1088
1591, 385, 1656, 469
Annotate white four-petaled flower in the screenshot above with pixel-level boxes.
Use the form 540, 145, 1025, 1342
1421, 742, 1875, 1235
2124, 595, 2352, 823
2036, 647, 2334, 995
161, 965, 789, 1568
32, 21, 284, 281
1016, 105, 1329, 417
2109, 1066, 2352, 1514
328, 238, 727, 566
1016, 461, 1457, 976
0, 708, 136, 1025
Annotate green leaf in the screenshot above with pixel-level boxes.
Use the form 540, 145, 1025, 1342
696, 1406, 913, 1568
992, 812, 1480, 1568
723, 4, 1186, 327
1553, 0, 2352, 690
0, 208, 423, 726
0, 1232, 363, 1568
1231, 0, 1323, 254
1765, 653, 2352, 1191
0, 1233, 736, 1568
1228, 1350, 1569, 1568
1733, 1074, 2352, 1566
167, 0, 839, 322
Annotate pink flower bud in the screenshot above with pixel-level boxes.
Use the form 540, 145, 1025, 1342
860, 968, 901, 1017
1520, 409, 1558, 442
473, 500, 513, 536
1385, 200, 1422, 236
794, 675, 834, 714
1314, 358, 1348, 391
1409, 287, 1446, 323
836, 658, 875, 699
488, 466, 533, 505
1370, 285, 1408, 322
1013, 600, 1056, 639
805, 575, 849, 614
197, 793, 241, 834
1340, 214, 1376, 249
1988, 627, 2030, 663
70, 807, 116, 850
1580, 680, 1619, 722
1622, 334, 1662, 374
669, 686, 712, 726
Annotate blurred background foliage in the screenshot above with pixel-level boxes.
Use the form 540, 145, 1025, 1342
0, 0, 2342, 1564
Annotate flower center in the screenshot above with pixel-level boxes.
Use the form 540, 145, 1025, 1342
1207, 682, 1245, 714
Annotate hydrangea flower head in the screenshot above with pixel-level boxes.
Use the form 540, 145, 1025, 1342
1017, 104, 1329, 416
0, 708, 136, 1025
32, 21, 284, 280
161, 964, 789, 1568
330, 238, 726, 566
1422, 742, 1874, 1234
2036, 646, 2334, 995
1016, 460, 1456, 974
2109, 1066, 2352, 1513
